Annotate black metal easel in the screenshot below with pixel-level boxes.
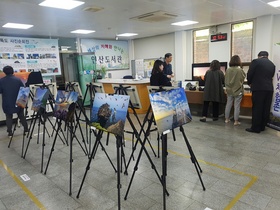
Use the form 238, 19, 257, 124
76, 130, 122, 209
113, 84, 157, 174
44, 102, 77, 195
124, 86, 206, 210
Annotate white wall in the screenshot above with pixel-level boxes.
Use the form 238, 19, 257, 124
132, 14, 280, 81
209, 24, 231, 63
133, 33, 175, 60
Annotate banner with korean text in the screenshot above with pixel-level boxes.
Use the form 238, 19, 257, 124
0, 36, 61, 76
268, 43, 280, 131
80, 39, 129, 70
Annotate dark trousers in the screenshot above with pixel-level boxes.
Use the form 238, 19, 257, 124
5, 108, 28, 133
251, 90, 273, 132
202, 101, 219, 118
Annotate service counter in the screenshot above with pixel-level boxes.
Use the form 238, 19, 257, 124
97, 78, 151, 114
185, 90, 252, 117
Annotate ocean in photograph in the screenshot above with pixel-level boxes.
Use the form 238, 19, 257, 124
91, 93, 130, 136
149, 87, 192, 134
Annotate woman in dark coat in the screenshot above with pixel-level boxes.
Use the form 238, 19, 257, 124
150, 60, 172, 87
0, 66, 28, 136
200, 60, 225, 122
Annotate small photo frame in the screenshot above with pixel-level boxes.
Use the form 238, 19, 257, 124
16, 87, 30, 108
31, 87, 50, 112
54, 90, 79, 121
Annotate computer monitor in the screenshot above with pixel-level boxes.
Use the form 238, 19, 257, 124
192, 62, 227, 86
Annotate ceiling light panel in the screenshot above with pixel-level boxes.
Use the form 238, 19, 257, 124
171, 20, 198, 26
267, 0, 280, 7
71, 29, 95, 34
39, 0, 85, 10
2, 23, 33, 29
117, 33, 138, 37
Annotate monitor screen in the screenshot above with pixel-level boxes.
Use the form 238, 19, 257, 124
192, 62, 227, 86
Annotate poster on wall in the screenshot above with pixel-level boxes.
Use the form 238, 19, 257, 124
0, 36, 61, 76
144, 59, 156, 78
268, 43, 280, 131
80, 39, 129, 70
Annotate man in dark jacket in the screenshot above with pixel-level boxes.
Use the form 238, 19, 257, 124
0, 66, 28, 137
246, 51, 275, 133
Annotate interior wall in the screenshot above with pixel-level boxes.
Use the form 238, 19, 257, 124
209, 24, 231, 63
133, 33, 175, 60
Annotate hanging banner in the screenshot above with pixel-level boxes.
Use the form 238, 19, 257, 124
80, 39, 129, 70
268, 43, 280, 131
0, 36, 61, 76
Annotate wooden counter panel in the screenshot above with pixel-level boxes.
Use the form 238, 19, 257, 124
102, 82, 150, 114
185, 90, 252, 108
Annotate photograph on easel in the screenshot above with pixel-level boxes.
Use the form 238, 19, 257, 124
90, 93, 130, 136
149, 87, 192, 134
54, 90, 79, 121
31, 87, 50, 112
16, 87, 30, 108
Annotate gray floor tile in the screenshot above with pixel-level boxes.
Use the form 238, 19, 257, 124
0, 114, 279, 210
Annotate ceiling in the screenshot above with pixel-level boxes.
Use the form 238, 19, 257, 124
0, 0, 280, 40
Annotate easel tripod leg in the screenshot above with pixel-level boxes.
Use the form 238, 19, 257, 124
76, 130, 103, 198
180, 126, 206, 191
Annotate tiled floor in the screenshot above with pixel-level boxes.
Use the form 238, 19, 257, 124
0, 112, 279, 210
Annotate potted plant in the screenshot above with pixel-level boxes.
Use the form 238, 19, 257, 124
100, 66, 107, 79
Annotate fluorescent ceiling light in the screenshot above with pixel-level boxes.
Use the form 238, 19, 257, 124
267, 0, 280, 7
2, 23, 33, 29
117, 33, 138, 37
171, 20, 198, 26
39, 0, 85, 10
70, 29, 95, 34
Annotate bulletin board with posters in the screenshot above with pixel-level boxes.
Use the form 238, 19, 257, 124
80, 39, 129, 70
0, 36, 61, 76
144, 58, 156, 78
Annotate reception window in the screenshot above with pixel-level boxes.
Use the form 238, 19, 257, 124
193, 29, 209, 63
231, 21, 253, 62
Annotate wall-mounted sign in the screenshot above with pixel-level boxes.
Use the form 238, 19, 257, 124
80, 39, 129, 70
210, 33, 227, 42
0, 36, 61, 76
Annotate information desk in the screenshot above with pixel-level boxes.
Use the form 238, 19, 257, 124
97, 78, 151, 114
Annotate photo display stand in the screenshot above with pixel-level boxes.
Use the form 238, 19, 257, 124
8, 87, 31, 157
75, 82, 105, 154
112, 84, 157, 175
65, 82, 89, 156
22, 86, 51, 173
149, 87, 205, 209
147, 86, 178, 157
44, 90, 79, 195
76, 93, 130, 210
124, 87, 172, 201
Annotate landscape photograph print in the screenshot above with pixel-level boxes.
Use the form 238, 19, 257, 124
91, 93, 130, 136
149, 87, 192, 134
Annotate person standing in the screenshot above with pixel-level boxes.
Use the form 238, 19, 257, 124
246, 51, 275, 133
200, 60, 225, 122
224, 55, 246, 125
0, 66, 29, 137
150, 60, 172, 87
163, 53, 174, 81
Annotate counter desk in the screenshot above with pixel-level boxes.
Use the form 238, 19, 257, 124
185, 90, 252, 117
97, 78, 151, 114
185, 90, 252, 107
